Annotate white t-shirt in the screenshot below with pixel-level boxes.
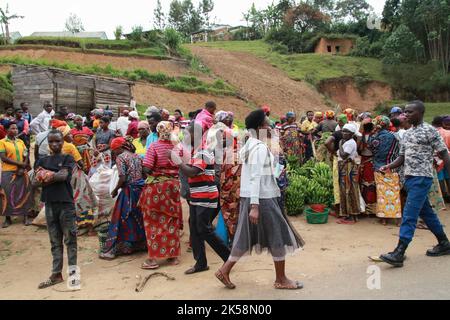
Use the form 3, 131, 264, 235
338, 139, 358, 161
36, 130, 51, 157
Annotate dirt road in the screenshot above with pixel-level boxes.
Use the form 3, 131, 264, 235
189, 46, 328, 117
1, 202, 449, 300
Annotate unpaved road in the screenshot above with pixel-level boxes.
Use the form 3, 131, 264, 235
189, 46, 328, 117
1, 201, 449, 300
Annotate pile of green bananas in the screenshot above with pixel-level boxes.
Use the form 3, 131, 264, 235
285, 161, 335, 215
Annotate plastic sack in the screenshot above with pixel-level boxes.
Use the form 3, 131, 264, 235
215, 210, 229, 246
109, 165, 120, 195
89, 163, 116, 219
32, 206, 47, 227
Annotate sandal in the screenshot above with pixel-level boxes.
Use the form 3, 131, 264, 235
215, 270, 236, 289
141, 260, 160, 270
185, 266, 210, 275
38, 277, 64, 289
274, 281, 304, 290
99, 252, 116, 261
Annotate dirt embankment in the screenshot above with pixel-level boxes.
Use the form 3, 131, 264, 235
189, 46, 328, 117
133, 83, 251, 119
318, 78, 393, 112
0, 48, 212, 82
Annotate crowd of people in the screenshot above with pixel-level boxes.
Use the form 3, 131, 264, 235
0, 98, 449, 290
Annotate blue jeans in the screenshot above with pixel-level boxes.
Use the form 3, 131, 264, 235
400, 177, 445, 245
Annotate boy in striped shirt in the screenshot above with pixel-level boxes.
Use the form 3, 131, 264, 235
173, 123, 230, 275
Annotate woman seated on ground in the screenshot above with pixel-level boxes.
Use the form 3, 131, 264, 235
215, 109, 305, 290
139, 121, 182, 270
337, 123, 361, 224
99, 138, 146, 260
0, 122, 32, 228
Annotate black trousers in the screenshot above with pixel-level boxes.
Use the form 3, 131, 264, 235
45, 202, 77, 275
189, 205, 230, 269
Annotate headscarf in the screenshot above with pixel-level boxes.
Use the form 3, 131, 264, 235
129, 111, 139, 120
215, 110, 229, 122
315, 111, 323, 118
337, 114, 348, 124
74, 115, 83, 121
57, 125, 71, 137
157, 121, 173, 140
373, 115, 391, 129
261, 105, 270, 114
138, 121, 150, 130
111, 137, 126, 151
51, 119, 68, 129
343, 123, 357, 133
325, 110, 335, 119
144, 106, 160, 116
344, 108, 356, 121
67, 113, 75, 120
286, 112, 295, 118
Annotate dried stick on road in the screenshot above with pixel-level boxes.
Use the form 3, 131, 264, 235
135, 272, 175, 292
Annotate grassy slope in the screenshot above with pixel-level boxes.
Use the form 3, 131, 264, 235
187, 40, 386, 84
379, 100, 450, 123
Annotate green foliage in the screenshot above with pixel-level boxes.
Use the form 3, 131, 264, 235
0, 72, 13, 109
163, 28, 182, 53
129, 26, 144, 42
382, 24, 424, 65
114, 26, 123, 40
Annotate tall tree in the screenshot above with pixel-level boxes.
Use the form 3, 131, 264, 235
285, 1, 331, 34
200, 0, 214, 29
169, 0, 186, 33
334, 0, 370, 22
154, 0, 166, 30
114, 26, 123, 40
382, 0, 401, 31
0, 3, 24, 44
65, 13, 85, 33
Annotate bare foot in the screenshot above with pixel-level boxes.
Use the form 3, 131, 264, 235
274, 278, 303, 290
215, 269, 236, 289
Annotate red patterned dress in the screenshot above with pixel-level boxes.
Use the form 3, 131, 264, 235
138, 140, 182, 259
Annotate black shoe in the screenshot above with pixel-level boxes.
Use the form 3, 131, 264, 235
380, 240, 408, 268
427, 234, 450, 257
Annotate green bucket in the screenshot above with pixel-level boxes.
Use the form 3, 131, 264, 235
305, 207, 330, 224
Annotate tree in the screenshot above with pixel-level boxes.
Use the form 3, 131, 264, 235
382, 0, 401, 31
334, 0, 370, 22
0, 4, 24, 44
382, 24, 424, 64
200, 0, 214, 29
153, 0, 166, 30
114, 26, 123, 40
130, 25, 144, 42
285, 2, 331, 34
65, 13, 85, 34
168, 0, 204, 37
169, 0, 186, 33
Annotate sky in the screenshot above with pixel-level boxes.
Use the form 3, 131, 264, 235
7, 0, 387, 39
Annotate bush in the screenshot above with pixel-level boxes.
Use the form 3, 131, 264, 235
163, 28, 182, 54
129, 26, 144, 42
382, 25, 424, 65
270, 42, 289, 54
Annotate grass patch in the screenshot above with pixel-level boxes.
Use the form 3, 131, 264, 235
0, 56, 236, 96
375, 100, 450, 123
17, 37, 154, 50
187, 40, 387, 85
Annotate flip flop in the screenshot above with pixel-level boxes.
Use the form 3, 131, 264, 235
215, 270, 236, 289
274, 281, 304, 290
38, 277, 64, 290
141, 261, 160, 270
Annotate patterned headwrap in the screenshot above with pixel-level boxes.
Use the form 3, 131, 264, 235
67, 113, 75, 120
344, 108, 356, 121
315, 111, 323, 118
51, 119, 68, 129
157, 121, 173, 140
57, 125, 71, 137
73, 115, 83, 121
337, 114, 348, 124
111, 137, 126, 151
138, 121, 150, 130
325, 110, 335, 119
215, 110, 229, 122
373, 115, 391, 129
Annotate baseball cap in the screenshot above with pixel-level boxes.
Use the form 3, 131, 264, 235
390, 106, 403, 114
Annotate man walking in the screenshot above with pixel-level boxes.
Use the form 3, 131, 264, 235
379, 101, 450, 267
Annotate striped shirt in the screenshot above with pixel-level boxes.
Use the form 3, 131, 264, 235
188, 149, 219, 208
143, 140, 179, 177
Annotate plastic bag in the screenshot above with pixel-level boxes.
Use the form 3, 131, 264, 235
109, 165, 120, 195
89, 163, 116, 219
215, 211, 229, 246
